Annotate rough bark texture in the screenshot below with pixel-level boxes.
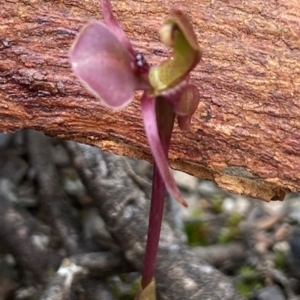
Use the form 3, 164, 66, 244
0, 0, 299, 201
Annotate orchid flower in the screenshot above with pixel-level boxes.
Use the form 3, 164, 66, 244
70, 0, 201, 297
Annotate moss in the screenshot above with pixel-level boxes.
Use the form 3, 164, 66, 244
239, 266, 257, 276
217, 212, 242, 244
235, 266, 264, 298
184, 221, 211, 246
108, 275, 138, 300
129, 277, 140, 299
190, 207, 203, 218
274, 251, 288, 270
217, 227, 239, 244
210, 194, 224, 214
227, 212, 243, 227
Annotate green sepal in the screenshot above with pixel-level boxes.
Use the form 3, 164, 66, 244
149, 10, 202, 93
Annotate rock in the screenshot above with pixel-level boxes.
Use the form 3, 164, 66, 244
250, 285, 286, 300
173, 170, 198, 191
197, 180, 220, 195
0, 133, 12, 149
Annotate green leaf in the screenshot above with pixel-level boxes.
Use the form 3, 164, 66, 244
149, 10, 201, 92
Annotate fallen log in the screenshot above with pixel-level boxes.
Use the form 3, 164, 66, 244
1, 0, 299, 201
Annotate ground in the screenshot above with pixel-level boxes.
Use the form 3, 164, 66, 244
0, 130, 299, 300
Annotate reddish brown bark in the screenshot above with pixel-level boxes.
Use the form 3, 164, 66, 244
0, 0, 299, 201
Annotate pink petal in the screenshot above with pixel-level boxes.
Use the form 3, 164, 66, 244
141, 93, 188, 207
100, 0, 135, 55
70, 21, 136, 109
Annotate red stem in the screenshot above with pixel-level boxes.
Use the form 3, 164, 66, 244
140, 97, 174, 290
141, 163, 167, 289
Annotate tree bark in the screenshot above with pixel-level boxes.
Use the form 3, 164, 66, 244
0, 0, 299, 201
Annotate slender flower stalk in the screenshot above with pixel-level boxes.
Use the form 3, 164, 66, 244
69, 0, 201, 297
140, 96, 175, 290
141, 164, 166, 289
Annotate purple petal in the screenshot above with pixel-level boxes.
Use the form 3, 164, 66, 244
173, 84, 199, 117
100, 0, 135, 55
177, 115, 192, 131
141, 93, 188, 207
176, 84, 199, 131
70, 21, 136, 109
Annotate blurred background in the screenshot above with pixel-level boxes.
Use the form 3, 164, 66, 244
0, 130, 299, 300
